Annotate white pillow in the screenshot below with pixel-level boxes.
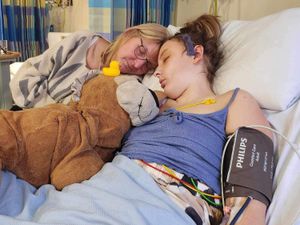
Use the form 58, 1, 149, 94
167, 24, 181, 36
9, 62, 24, 80
214, 8, 300, 111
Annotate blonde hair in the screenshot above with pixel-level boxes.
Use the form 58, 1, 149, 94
101, 23, 170, 67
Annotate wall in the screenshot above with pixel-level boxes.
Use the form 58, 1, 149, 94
49, 0, 89, 32
50, 0, 300, 32
175, 0, 300, 26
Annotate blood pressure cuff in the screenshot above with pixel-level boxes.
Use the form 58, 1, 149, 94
222, 127, 275, 207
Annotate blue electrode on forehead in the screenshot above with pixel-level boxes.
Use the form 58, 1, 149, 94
181, 34, 195, 56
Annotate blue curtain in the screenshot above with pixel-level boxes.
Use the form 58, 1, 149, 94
127, 0, 176, 27
0, 2, 4, 40
88, 0, 175, 41
0, 0, 49, 61
89, 0, 127, 41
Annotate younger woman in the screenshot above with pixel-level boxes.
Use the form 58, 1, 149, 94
120, 14, 273, 225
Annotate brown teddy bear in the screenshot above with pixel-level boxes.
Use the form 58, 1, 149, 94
0, 73, 159, 190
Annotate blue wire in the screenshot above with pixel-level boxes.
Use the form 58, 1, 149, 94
230, 196, 252, 225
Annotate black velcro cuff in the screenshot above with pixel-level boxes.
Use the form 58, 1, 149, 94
222, 127, 275, 207
148, 89, 159, 107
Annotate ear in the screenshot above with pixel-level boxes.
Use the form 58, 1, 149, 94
193, 45, 204, 63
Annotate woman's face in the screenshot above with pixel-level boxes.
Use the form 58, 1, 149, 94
155, 40, 195, 99
115, 37, 160, 75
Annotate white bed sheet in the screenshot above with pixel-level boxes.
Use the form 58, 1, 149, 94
265, 100, 300, 225
0, 155, 194, 225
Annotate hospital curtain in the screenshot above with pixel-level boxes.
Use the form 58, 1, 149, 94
88, 0, 175, 41
0, 2, 4, 40
126, 0, 176, 27
88, 0, 127, 41
1, 0, 49, 61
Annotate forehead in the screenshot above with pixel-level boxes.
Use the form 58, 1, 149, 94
142, 38, 161, 63
145, 39, 160, 52
121, 36, 140, 47
159, 39, 184, 57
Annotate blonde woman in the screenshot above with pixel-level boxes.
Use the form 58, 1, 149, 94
0, 23, 169, 190
10, 23, 169, 108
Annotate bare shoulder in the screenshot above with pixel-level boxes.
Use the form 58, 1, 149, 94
230, 89, 261, 113
218, 88, 253, 101
225, 89, 273, 139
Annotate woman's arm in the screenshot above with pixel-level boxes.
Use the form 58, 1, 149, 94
224, 89, 273, 225
226, 89, 273, 139
9, 31, 94, 108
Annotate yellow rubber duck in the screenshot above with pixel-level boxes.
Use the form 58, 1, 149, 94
102, 60, 120, 77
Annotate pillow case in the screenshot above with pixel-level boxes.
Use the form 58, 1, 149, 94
214, 8, 300, 111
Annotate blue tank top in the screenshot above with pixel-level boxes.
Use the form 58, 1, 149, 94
121, 89, 239, 194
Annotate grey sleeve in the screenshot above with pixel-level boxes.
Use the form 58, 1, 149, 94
9, 31, 92, 108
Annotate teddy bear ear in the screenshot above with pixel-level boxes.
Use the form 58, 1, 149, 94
114, 75, 141, 85
116, 79, 159, 126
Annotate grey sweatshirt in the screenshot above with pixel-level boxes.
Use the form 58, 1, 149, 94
10, 31, 102, 108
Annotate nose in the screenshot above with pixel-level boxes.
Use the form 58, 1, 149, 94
153, 69, 161, 78
133, 58, 147, 69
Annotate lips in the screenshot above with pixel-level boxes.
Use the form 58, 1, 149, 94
120, 59, 146, 75
159, 79, 166, 88
120, 60, 132, 73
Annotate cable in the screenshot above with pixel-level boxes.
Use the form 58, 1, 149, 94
246, 125, 300, 159
220, 132, 235, 206
220, 124, 300, 206
140, 160, 221, 199
190, 177, 222, 207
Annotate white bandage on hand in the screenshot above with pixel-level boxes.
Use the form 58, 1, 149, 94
115, 75, 159, 126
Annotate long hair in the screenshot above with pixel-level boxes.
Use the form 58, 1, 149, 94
101, 23, 170, 67
171, 14, 223, 85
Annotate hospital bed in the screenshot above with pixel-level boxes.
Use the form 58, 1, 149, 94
1, 8, 300, 225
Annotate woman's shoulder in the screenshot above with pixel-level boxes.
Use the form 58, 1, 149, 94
230, 88, 258, 106
218, 88, 260, 115
218, 88, 256, 105
70, 31, 100, 40
224, 89, 271, 136
60, 31, 101, 43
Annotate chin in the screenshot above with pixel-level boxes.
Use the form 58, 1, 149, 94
164, 91, 174, 99
165, 91, 179, 100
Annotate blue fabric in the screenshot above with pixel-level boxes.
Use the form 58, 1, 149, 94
127, 0, 176, 27
89, 0, 126, 8
1, 1, 49, 61
121, 89, 240, 194
89, 0, 127, 41
0, 155, 194, 225
88, 0, 112, 7
88, 0, 175, 40
0, 1, 4, 40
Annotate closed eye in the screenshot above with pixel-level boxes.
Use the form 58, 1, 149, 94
163, 56, 169, 63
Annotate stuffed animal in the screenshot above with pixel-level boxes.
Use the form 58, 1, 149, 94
0, 67, 159, 190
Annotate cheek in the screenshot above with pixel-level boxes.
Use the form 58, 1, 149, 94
164, 87, 182, 100
115, 51, 125, 60
116, 46, 134, 60
164, 76, 185, 99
